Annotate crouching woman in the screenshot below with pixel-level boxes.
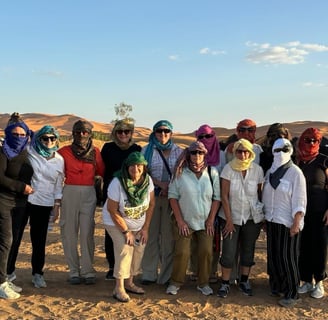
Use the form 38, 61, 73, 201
102, 152, 155, 302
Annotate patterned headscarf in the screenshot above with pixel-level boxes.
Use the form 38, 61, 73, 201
195, 124, 220, 166
71, 120, 95, 163
229, 139, 255, 171
173, 141, 208, 178
2, 113, 32, 160
297, 128, 322, 162
114, 151, 150, 207
144, 120, 174, 166
111, 119, 135, 150
31, 125, 60, 158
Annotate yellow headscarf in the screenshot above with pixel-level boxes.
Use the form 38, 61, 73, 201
229, 138, 255, 171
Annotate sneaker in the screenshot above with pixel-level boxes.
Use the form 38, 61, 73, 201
0, 281, 20, 300
8, 281, 22, 293
197, 285, 213, 296
217, 283, 230, 298
298, 282, 314, 294
32, 274, 47, 288
310, 281, 324, 299
69, 276, 81, 285
7, 272, 16, 282
166, 284, 180, 295
278, 297, 301, 308
239, 280, 253, 296
105, 269, 115, 280
84, 277, 96, 285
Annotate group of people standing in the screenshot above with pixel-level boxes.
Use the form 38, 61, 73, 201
0, 114, 327, 310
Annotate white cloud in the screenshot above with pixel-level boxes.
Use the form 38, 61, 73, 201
168, 55, 179, 61
246, 41, 328, 65
32, 69, 64, 78
302, 82, 327, 87
199, 47, 226, 55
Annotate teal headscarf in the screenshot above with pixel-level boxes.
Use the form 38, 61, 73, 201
32, 125, 60, 158
144, 120, 174, 167
114, 152, 150, 207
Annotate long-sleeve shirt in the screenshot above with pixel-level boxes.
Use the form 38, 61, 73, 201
27, 146, 65, 206
58, 145, 105, 185
262, 164, 307, 229
168, 166, 221, 231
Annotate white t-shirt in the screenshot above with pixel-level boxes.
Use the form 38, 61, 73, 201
102, 176, 154, 231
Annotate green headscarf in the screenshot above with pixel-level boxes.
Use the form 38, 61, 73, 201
114, 152, 150, 207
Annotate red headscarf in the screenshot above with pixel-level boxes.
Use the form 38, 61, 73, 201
195, 124, 220, 166
236, 119, 257, 143
297, 128, 322, 162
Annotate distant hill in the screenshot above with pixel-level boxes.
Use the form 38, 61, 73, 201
1, 113, 327, 148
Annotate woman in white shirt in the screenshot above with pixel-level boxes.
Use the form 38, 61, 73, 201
103, 152, 155, 303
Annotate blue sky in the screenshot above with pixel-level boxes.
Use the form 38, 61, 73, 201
1, 1, 328, 133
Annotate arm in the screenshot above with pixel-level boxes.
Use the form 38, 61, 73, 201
139, 190, 155, 245
221, 178, 235, 238
107, 198, 135, 246
169, 197, 190, 236
205, 200, 220, 236
290, 211, 304, 237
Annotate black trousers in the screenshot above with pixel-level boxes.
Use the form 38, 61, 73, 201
7, 202, 52, 276
105, 229, 115, 269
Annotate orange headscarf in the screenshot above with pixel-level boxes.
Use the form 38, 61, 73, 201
297, 128, 322, 162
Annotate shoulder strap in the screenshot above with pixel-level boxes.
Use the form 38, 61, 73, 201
208, 166, 213, 187
157, 149, 172, 178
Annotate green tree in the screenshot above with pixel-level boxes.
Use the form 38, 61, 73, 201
112, 102, 135, 124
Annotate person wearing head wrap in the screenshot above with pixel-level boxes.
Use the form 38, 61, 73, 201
166, 141, 220, 296
189, 125, 226, 284
296, 128, 328, 299
0, 112, 34, 299
225, 119, 263, 164
262, 138, 307, 307
58, 119, 105, 285
217, 138, 264, 298
101, 119, 142, 280
260, 123, 291, 174
141, 120, 183, 285
102, 151, 155, 302
6, 125, 64, 290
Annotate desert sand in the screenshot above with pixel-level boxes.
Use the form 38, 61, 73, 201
1, 207, 327, 320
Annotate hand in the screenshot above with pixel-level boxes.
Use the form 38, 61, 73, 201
178, 221, 190, 236
290, 222, 300, 237
222, 220, 235, 239
125, 231, 135, 246
138, 229, 148, 245
23, 184, 34, 195
205, 218, 215, 236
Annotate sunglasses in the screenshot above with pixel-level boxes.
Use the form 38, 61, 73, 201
198, 134, 214, 140
236, 149, 250, 154
12, 132, 26, 137
190, 150, 205, 155
304, 138, 319, 144
41, 136, 57, 142
116, 129, 131, 135
238, 127, 256, 133
74, 130, 90, 136
155, 128, 171, 134
273, 147, 290, 153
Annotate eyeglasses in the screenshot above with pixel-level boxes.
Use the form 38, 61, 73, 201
238, 127, 256, 133
41, 136, 57, 142
303, 137, 319, 144
116, 129, 131, 135
236, 149, 250, 154
12, 133, 26, 137
155, 128, 171, 134
190, 150, 205, 155
273, 147, 290, 153
198, 134, 214, 140
74, 130, 90, 136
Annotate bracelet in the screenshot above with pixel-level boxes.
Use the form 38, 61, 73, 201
54, 202, 61, 206
122, 229, 129, 234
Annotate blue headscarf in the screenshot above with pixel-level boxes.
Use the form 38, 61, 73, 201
31, 125, 60, 158
2, 122, 32, 160
144, 120, 174, 167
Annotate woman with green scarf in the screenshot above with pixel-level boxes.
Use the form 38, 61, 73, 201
102, 152, 155, 302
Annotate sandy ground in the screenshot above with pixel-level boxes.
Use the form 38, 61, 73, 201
1, 207, 327, 320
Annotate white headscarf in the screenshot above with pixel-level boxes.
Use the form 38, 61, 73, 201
270, 138, 293, 173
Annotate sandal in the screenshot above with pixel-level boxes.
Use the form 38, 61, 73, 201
113, 290, 130, 303
124, 283, 145, 295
